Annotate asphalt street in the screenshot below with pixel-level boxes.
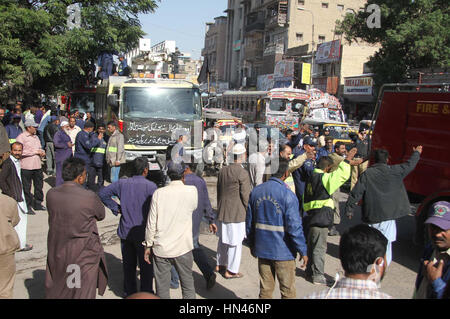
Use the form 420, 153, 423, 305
12, 174, 424, 299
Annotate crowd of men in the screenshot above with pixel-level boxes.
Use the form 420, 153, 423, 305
0, 107, 449, 299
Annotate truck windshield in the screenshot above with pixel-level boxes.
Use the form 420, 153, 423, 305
269, 99, 286, 112
328, 126, 350, 140
123, 87, 202, 121
71, 93, 95, 113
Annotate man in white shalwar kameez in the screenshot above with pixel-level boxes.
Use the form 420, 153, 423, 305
216, 143, 251, 279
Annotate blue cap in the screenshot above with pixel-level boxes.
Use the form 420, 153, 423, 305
303, 136, 318, 147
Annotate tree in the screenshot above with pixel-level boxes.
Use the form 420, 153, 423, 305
335, 0, 450, 89
0, 0, 159, 105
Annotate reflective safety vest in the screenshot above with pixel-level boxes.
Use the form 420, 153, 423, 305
108, 146, 117, 153
91, 139, 107, 168
91, 147, 106, 154
303, 161, 351, 228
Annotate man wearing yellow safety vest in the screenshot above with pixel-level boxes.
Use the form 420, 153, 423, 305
88, 122, 108, 191
302, 148, 357, 286
106, 121, 125, 183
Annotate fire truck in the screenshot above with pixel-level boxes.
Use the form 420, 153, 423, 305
370, 83, 450, 245
65, 86, 97, 114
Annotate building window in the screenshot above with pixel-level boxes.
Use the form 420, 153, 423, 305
320, 64, 327, 76
337, 4, 344, 11
318, 35, 326, 43
298, 0, 305, 5
296, 33, 303, 42
322, 3, 328, 8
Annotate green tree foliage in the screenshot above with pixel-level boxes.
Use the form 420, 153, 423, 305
0, 0, 159, 104
336, 0, 450, 89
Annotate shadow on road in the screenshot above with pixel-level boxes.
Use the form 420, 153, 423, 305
192, 241, 241, 299
44, 176, 56, 188
104, 252, 125, 298
24, 269, 46, 299
193, 272, 240, 299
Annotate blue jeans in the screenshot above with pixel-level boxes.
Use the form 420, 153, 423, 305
121, 239, 154, 297
111, 166, 120, 183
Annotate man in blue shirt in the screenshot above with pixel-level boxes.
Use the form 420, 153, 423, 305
5, 114, 23, 144
99, 157, 158, 297
246, 158, 308, 299
118, 54, 129, 76
71, 110, 85, 129
74, 121, 102, 185
87, 122, 108, 192
316, 136, 334, 161
292, 136, 317, 216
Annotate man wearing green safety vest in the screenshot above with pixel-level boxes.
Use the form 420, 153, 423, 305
303, 148, 357, 286
88, 122, 108, 191
106, 121, 125, 183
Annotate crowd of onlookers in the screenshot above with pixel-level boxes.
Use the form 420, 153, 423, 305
0, 104, 449, 300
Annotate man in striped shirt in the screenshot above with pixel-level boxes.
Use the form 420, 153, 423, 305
304, 224, 392, 299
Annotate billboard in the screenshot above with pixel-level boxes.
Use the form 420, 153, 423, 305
315, 40, 341, 64
301, 63, 311, 85
257, 74, 275, 91
344, 76, 374, 95
274, 60, 294, 81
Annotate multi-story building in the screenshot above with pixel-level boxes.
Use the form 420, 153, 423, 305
220, 0, 380, 101
201, 16, 228, 85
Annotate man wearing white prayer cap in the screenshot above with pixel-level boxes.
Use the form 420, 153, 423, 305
53, 120, 73, 186
215, 142, 251, 279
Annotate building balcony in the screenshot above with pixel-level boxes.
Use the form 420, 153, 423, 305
245, 21, 265, 34
244, 42, 264, 61
265, 13, 287, 29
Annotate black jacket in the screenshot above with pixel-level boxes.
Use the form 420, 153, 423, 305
0, 157, 23, 202
44, 123, 59, 143
345, 151, 420, 224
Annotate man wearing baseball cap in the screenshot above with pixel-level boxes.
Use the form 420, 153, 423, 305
16, 119, 46, 211
292, 136, 317, 216
414, 201, 450, 299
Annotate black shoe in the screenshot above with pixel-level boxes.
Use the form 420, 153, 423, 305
26, 207, 36, 215
328, 226, 340, 236
206, 273, 216, 290
33, 204, 47, 211
312, 277, 330, 286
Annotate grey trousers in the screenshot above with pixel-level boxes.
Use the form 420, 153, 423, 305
332, 187, 341, 225
306, 226, 328, 281
45, 142, 55, 174
153, 251, 196, 299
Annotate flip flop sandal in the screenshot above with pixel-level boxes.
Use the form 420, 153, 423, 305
19, 244, 33, 252
225, 273, 244, 279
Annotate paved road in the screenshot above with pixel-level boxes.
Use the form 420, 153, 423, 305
13, 175, 423, 299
